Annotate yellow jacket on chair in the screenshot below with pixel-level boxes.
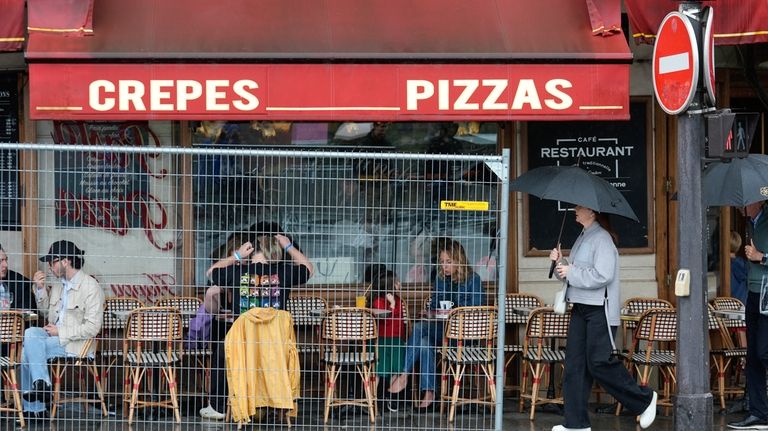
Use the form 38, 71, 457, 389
225, 307, 300, 423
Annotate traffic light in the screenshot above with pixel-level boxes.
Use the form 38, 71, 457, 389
706, 109, 758, 158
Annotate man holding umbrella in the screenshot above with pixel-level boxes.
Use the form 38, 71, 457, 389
728, 200, 768, 430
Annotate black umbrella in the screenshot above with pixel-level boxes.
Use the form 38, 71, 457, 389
702, 154, 768, 207
511, 165, 638, 278
510, 165, 639, 221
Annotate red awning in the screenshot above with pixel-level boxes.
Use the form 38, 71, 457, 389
625, 0, 768, 46
26, 0, 631, 62
27, 0, 94, 36
26, 0, 632, 122
0, 0, 25, 52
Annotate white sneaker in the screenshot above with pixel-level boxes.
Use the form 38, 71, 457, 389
200, 404, 225, 420
552, 426, 591, 431
639, 391, 658, 429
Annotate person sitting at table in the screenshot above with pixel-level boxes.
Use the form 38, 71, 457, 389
371, 269, 406, 412
22, 240, 104, 422
388, 238, 484, 411
0, 243, 36, 310
202, 227, 313, 420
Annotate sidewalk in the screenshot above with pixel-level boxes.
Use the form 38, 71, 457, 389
6, 398, 745, 430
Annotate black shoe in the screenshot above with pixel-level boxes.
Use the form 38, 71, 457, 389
17, 410, 48, 425
22, 380, 51, 403
387, 400, 399, 413
728, 415, 768, 429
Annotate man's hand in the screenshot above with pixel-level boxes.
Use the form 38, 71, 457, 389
745, 239, 765, 263
43, 324, 58, 336
33, 271, 47, 291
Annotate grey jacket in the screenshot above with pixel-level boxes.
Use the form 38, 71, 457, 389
556, 222, 620, 326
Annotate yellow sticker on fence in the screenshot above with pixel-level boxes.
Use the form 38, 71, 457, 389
440, 201, 489, 211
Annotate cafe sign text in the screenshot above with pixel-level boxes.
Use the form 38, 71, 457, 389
30, 63, 629, 121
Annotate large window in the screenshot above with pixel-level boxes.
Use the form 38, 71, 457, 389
191, 121, 500, 285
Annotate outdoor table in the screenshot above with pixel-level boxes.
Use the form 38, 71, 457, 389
310, 307, 391, 318
712, 309, 745, 321
20, 310, 38, 322
420, 309, 452, 321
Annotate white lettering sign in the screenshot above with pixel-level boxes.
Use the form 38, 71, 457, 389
405, 78, 574, 111
89, 79, 260, 112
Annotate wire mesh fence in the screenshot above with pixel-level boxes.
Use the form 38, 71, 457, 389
0, 140, 509, 430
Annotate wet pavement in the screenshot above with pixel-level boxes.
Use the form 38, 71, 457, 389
1, 397, 747, 430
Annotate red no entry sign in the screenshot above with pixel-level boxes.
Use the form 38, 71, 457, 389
653, 11, 699, 115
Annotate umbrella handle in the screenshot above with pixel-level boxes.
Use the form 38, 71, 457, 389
548, 259, 557, 279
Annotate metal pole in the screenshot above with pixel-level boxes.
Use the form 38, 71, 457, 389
494, 148, 510, 431
675, 2, 713, 430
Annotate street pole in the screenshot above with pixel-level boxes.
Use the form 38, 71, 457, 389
674, 2, 713, 430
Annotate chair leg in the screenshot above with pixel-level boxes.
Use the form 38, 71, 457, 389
485, 364, 497, 404
86, 362, 109, 416
359, 365, 375, 423
448, 364, 464, 422
50, 362, 62, 419
164, 366, 181, 424
323, 365, 337, 424
529, 363, 543, 421
519, 361, 529, 413
7, 369, 24, 428
127, 366, 144, 425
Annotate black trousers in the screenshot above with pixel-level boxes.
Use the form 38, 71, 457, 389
563, 303, 653, 428
209, 319, 231, 412
746, 291, 768, 419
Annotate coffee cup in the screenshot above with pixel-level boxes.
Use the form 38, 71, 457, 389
439, 300, 454, 310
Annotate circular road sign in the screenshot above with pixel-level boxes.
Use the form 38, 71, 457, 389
652, 11, 699, 115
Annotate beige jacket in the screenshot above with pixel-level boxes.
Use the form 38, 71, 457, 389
35, 270, 105, 356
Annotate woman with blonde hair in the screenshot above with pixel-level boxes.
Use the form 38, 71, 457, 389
388, 238, 484, 411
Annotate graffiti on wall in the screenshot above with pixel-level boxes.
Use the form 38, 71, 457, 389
52, 121, 174, 250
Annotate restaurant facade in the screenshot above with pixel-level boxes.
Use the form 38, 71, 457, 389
0, 0, 767, 427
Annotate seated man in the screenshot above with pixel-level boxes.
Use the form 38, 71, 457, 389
0, 243, 36, 310
22, 240, 104, 420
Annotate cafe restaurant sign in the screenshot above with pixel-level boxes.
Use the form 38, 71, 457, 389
28, 63, 629, 121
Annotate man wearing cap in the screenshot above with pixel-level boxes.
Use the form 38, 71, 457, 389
0, 243, 36, 311
20, 240, 104, 419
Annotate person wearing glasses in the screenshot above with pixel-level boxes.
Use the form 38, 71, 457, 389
20, 240, 104, 422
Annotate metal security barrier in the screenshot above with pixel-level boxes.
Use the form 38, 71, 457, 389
0, 142, 509, 430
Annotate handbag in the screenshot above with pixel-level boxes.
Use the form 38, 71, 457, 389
553, 282, 567, 315
760, 275, 768, 316
185, 303, 213, 349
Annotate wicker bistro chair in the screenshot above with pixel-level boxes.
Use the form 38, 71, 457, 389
708, 304, 747, 410
123, 307, 184, 424
48, 335, 109, 419
439, 306, 498, 422
286, 295, 327, 356
503, 293, 543, 393
286, 295, 327, 397
519, 307, 571, 421
155, 296, 209, 395
620, 297, 673, 351
0, 311, 26, 427
619, 308, 677, 416
100, 296, 143, 404
320, 307, 378, 424
711, 297, 747, 345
